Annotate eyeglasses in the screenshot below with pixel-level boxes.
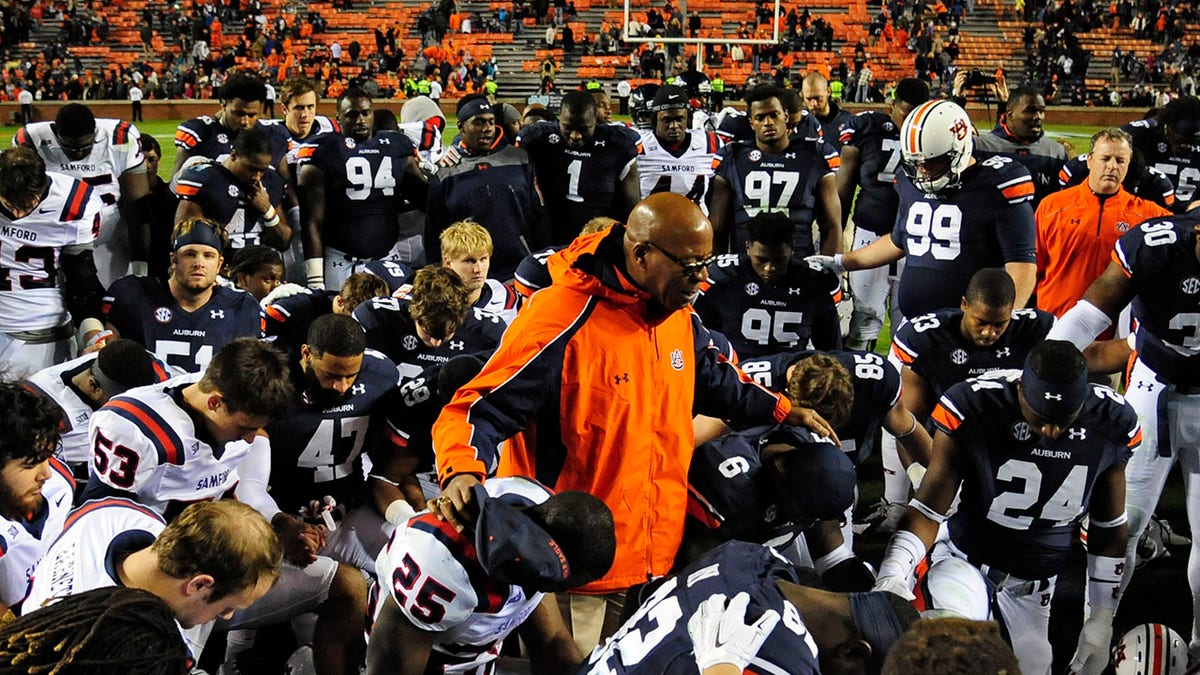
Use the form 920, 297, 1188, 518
642, 240, 716, 278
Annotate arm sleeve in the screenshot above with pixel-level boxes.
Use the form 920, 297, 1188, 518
234, 436, 282, 521
690, 312, 791, 426
996, 201, 1037, 263
433, 294, 585, 484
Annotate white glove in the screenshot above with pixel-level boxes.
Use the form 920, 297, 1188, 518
1065, 608, 1114, 675
260, 282, 308, 308
804, 253, 845, 276
687, 592, 780, 672
871, 574, 916, 601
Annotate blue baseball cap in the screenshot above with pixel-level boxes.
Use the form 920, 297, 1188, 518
471, 485, 572, 589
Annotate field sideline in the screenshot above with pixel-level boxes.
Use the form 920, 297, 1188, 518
0, 118, 1112, 174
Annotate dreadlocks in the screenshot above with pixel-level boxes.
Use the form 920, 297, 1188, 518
0, 587, 190, 675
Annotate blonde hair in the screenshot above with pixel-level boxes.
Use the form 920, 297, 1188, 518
580, 216, 618, 236
440, 221, 493, 261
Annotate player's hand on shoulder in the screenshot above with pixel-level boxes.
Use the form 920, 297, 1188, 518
688, 592, 780, 673
783, 406, 840, 445
261, 282, 307, 308
804, 254, 845, 276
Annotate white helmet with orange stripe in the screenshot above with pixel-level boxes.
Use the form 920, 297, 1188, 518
899, 99, 975, 195
1113, 623, 1187, 675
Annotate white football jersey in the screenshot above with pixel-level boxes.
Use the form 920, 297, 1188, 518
475, 279, 519, 326
87, 373, 252, 515
0, 171, 102, 332
26, 351, 173, 469
636, 128, 722, 214
0, 458, 75, 609
399, 118, 445, 165
23, 497, 165, 614
15, 119, 146, 285
372, 476, 551, 673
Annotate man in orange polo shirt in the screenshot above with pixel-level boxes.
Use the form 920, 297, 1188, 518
1035, 127, 1170, 338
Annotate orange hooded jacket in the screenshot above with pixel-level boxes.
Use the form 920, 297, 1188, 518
433, 226, 791, 592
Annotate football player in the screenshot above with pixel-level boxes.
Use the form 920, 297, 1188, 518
102, 218, 264, 373
693, 211, 841, 358
172, 73, 289, 178
174, 127, 291, 252
23, 499, 280, 658
226, 245, 285, 302
0, 146, 108, 374
14, 103, 150, 285
709, 84, 842, 257
296, 88, 428, 290
800, 72, 856, 150
635, 85, 723, 213
873, 341, 1140, 675
807, 99, 1037, 319
0, 382, 76, 613
1049, 210, 1200, 670
1121, 96, 1200, 211
368, 477, 616, 674
23, 338, 167, 478
862, 268, 1053, 535
837, 78, 931, 351
264, 271, 390, 359
583, 540, 919, 674
973, 85, 1068, 208
516, 90, 641, 244
437, 220, 521, 324
264, 314, 421, 575
353, 266, 505, 382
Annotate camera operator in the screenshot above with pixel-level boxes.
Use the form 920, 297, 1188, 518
956, 70, 1068, 207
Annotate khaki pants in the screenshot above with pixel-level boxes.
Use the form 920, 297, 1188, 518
555, 591, 626, 654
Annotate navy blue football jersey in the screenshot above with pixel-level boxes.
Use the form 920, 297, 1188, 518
713, 137, 837, 255
715, 109, 824, 146
516, 121, 640, 245
890, 155, 1037, 318
263, 288, 337, 356
891, 307, 1054, 401
102, 277, 264, 373
299, 130, 419, 258
739, 349, 901, 464
1059, 153, 1177, 211
265, 349, 402, 512
512, 245, 563, 299
840, 110, 903, 235
812, 106, 855, 151
688, 426, 836, 546
693, 253, 841, 359
1114, 215, 1200, 385
580, 541, 820, 674
1125, 119, 1200, 208
173, 116, 290, 167
352, 296, 506, 382
173, 159, 287, 250
360, 259, 414, 295
932, 372, 1140, 579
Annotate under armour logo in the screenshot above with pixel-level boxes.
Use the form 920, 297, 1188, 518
789, 288, 804, 295
1044, 392, 1063, 401
1134, 379, 1154, 390
594, 140, 606, 147
614, 373, 629, 384
351, 383, 366, 395
448, 340, 465, 351
784, 152, 797, 158
1068, 428, 1087, 440
379, 137, 390, 144
995, 347, 1011, 358
210, 309, 225, 319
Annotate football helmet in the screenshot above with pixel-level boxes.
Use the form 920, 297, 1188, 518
1113, 624, 1187, 675
899, 99, 975, 194
630, 83, 661, 129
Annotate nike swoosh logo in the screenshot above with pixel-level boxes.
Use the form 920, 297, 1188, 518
39, 208, 55, 214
